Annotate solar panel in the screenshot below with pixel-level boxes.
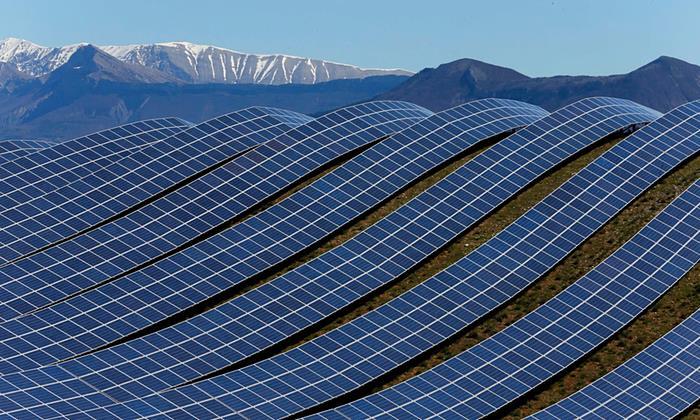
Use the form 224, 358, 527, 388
530, 308, 700, 420
0, 107, 312, 265
0, 99, 660, 416
0, 101, 432, 322
308, 180, 700, 420
55, 97, 686, 419
0, 118, 191, 206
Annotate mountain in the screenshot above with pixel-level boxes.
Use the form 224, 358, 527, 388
0, 44, 408, 139
0, 38, 82, 77
0, 61, 31, 91
45, 45, 180, 84
0, 38, 412, 85
101, 42, 412, 84
379, 56, 700, 112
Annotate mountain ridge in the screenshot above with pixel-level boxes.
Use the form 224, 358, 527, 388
0, 38, 412, 85
378, 55, 700, 112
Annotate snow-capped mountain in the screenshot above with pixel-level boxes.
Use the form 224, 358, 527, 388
102, 42, 412, 84
0, 38, 412, 84
0, 38, 83, 77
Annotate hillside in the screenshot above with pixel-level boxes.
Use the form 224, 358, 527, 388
379, 56, 700, 112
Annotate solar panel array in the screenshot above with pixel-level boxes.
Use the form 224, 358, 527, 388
0, 100, 431, 323
0, 118, 191, 207
0, 99, 546, 400
530, 308, 700, 420
0, 97, 697, 420
311, 179, 700, 420
0, 97, 662, 417
51, 97, 686, 419
0, 107, 312, 265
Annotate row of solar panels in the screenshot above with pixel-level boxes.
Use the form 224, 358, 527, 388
0, 97, 696, 419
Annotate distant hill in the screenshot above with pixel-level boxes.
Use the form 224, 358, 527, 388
0, 45, 408, 139
378, 56, 700, 112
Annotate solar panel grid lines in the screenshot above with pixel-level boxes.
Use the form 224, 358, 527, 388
0, 139, 57, 152
0, 100, 433, 322
0, 140, 56, 164
0, 107, 315, 265
308, 179, 700, 420
0, 99, 547, 399
0, 98, 661, 418
0, 117, 189, 190
104, 99, 695, 419
529, 308, 700, 420
0, 119, 192, 207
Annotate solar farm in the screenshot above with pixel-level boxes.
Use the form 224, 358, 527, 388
0, 97, 696, 419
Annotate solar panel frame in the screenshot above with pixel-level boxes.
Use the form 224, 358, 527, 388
529, 308, 700, 420
0, 101, 433, 322
0, 107, 314, 264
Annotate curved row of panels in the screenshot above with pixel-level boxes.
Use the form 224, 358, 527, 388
0, 96, 696, 419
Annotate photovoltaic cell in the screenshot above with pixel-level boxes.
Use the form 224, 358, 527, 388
0, 100, 432, 321
530, 308, 700, 420
0, 107, 312, 265
55, 97, 688, 419
0, 139, 56, 164
0, 118, 191, 207
309, 180, 700, 420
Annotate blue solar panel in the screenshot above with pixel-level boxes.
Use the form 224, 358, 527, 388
0, 107, 312, 265
308, 180, 700, 420
0, 101, 432, 322
0, 118, 191, 206
530, 308, 700, 420
0, 99, 661, 417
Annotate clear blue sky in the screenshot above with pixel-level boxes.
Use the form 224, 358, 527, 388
0, 0, 696, 76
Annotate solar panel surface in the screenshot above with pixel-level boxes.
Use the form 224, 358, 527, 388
529, 308, 700, 420
0, 100, 432, 321
0, 107, 312, 265
0, 118, 191, 207
0, 99, 546, 402
309, 179, 699, 420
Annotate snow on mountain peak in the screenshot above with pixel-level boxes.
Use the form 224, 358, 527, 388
0, 38, 412, 85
